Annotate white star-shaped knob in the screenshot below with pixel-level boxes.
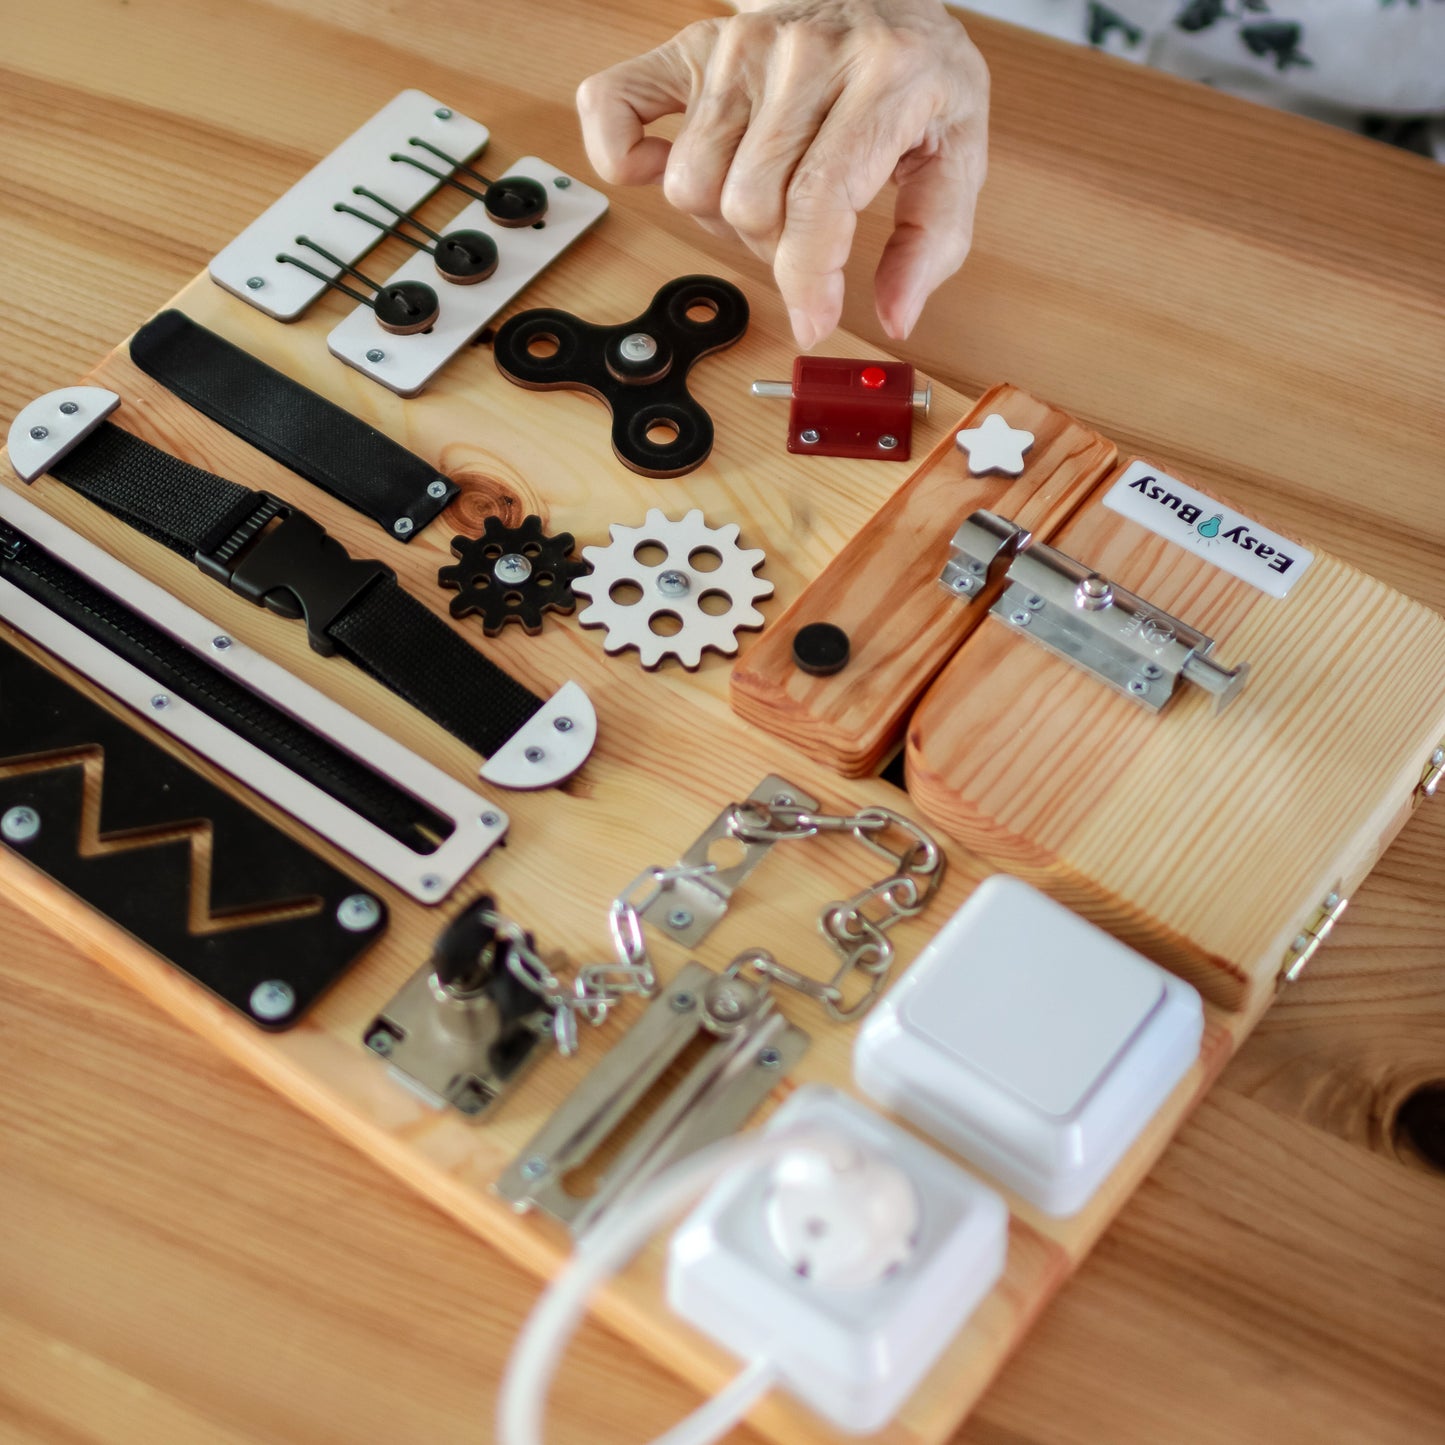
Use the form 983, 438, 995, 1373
954, 413, 1036, 476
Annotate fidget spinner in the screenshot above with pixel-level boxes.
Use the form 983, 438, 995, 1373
438, 515, 589, 635
572, 508, 772, 669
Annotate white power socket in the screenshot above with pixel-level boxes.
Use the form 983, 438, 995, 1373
666, 1085, 1008, 1435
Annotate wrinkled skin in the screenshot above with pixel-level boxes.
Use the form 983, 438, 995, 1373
576, 0, 990, 348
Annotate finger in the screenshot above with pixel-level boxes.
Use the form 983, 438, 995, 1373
874, 136, 986, 340
576, 34, 708, 186
773, 95, 919, 348
716, 38, 841, 263
663, 58, 755, 224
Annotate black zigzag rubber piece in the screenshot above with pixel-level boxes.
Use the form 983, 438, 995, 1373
0, 637, 385, 1027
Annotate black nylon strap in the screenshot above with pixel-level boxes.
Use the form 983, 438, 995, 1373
130, 310, 457, 539
44, 423, 544, 759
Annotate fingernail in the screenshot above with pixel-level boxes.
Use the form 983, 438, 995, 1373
789, 308, 817, 351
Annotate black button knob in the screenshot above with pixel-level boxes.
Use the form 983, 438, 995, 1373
792, 622, 850, 676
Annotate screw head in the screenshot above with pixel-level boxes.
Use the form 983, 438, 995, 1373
59, 401, 79, 416
666, 907, 694, 930
420, 874, 443, 894
619, 331, 658, 363
1, 806, 40, 844
1433, 748, 1445, 768
520, 1155, 549, 1181
799, 428, 820, 445
553, 175, 572, 189
1142, 663, 1163, 680
670, 991, 696, 1012
1009, 609, 1032, 627
393, 517, 415, 537
245, 276, 265, 290
249, 979, 296, 1021
427, 479, 449, 500
524, 745, 545, 763
494, 553, 533, 585
150, 693, 171, 711
553, 716, 574, 733
336, 893, 383, 933
479, 811, 502, 828
771, 793, 795, 807
28, 425, 48, 441
1127, 678, 1149, 695
434, 107, 453, 120
757, 1046, 783, 1069
366, 348, 385, 363
368, 1028, 396, 1057
656, 569, 690, 597
211, 635, 232, 651
878, 434, 899, 450
1323, 891, 1341, 911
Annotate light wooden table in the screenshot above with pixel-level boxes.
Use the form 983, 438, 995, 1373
2, 3, 1443, 1442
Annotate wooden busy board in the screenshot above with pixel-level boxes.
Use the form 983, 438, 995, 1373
0, 126, 1433, 1445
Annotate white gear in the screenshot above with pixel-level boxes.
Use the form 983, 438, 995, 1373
573, 508, 773, 670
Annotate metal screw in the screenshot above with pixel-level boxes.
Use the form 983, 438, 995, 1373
245, 276, 265, 290
480, 811, 501, 828
59, 401, 79, 416
336, 893, 383, 932
366, 348, 386, 363
1291, 932, 1310, 955
28, 426, 47, 441
211, 635, 232, 651
1, 806, 40, 844
619, 332, 658, 363
1127, 679, 1149, 695
1323, 891, 1341, 911
670, 991, 696, 1012
553, 176, 572, 189
524, 745, 545, 763
150, 693, 171, 711
771, 793, 794, 807
494, 553, 533, 585
520, 1155, 549, 1181
799, 428, 820, 445
420, 874, 443, 894
877, 434, 899, 451
249, 979, 296, 1021
1025, 594, 1046, 610
553, 716, 574, 733
427, 479, 449, 499
667, 907, 694, 930
968, 559, 986, 574
1433, 748, 1445, 768
757, 1046, 782, 1069
393, 517, 415, 537
1009, 609, 1032, 627
1142, 663, 1163, 680
434, 107, 453, 120
656, 569, 690, 597
368, 1029, 396, 1057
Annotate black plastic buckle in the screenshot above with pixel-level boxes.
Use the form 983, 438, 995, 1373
195, 493, 393, 656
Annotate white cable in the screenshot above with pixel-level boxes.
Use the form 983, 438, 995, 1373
497, 1125, 839, 1445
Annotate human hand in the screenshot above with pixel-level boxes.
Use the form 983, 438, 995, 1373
576, 0, 989, 350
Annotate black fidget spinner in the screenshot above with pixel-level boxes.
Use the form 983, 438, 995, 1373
492, 275, 749, 478
438, 514, 588, 635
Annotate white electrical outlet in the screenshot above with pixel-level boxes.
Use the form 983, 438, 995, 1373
667, 1086, 1008, 1435
854, 874, 1204, 1217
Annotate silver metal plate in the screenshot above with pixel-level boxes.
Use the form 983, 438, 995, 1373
496, 961, 808, 1233
210, 90, 489, 321
0, 484, 507, 902
640, 775, 821, 948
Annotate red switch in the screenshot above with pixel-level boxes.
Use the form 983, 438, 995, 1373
750, 358, 931, 461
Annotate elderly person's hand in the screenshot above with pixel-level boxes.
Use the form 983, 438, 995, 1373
576, 0, 989, 349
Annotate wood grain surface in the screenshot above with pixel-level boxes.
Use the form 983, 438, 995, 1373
2, 3, 1444, 1444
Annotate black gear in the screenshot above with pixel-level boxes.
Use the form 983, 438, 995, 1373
438, 515, 589, 636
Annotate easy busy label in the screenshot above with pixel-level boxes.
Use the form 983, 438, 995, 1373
1103, 460, 1313, 599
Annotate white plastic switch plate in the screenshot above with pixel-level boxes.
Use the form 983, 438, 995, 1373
855, 874, 1203, 1217
327, 159, 609, 396
209, 90, 489, 321
667, 1085, 1008, 1435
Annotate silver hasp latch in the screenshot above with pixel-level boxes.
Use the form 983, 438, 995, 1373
496, 959, 808, 1234
941, 510, 1249, 712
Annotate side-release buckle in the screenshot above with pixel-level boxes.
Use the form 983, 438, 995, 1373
195, 492, 392, 655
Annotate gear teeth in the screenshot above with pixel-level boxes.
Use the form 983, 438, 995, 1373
570, 508, 772, 670
436, 514, 588, 637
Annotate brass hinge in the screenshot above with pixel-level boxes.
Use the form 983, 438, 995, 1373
1416, 743, 1445, 803
1277, 888, 1349, 989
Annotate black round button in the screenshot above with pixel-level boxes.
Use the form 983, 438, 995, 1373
792, 622, 850, 676
435, 228, 499, 284
485, 175, 549, 228
374, 279, 440, 334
